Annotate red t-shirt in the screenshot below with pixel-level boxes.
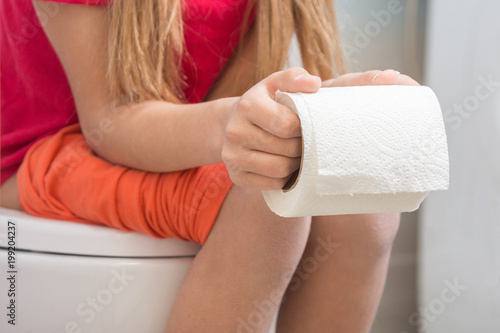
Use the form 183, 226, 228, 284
1, 0, 251, 184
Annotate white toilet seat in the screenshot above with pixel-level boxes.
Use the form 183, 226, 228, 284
0, 207, 201, 332
0, 207, 201, 257
0, 208, 279, 333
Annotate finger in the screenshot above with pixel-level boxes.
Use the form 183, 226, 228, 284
234, 172, 292, 190
241, 92, 302, 138
371, 69, 401, 85
372, 70, 419, 86
370, 70, 420, 86
247, 126, 302, 157
326, 70, 383, 87
321, 78, 336, 87
263, 67, 322, 97
325, 69, 420, 87
239, 150, 301, 179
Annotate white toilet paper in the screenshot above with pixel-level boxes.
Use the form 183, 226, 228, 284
262, 86, 449, 217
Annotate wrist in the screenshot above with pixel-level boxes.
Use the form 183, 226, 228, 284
211, 96, 239, 163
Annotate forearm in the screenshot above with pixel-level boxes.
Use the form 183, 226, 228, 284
83, 97, 237, 172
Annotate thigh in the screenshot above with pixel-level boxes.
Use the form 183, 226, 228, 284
205, 185, 312, 265
310, 213, 401, 257
166, 186, 311, 332
0, 173, 20, 210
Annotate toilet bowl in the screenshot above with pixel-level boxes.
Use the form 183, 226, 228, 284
0, 207, 201, 333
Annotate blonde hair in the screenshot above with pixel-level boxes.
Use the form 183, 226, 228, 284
108, 0, 345, 104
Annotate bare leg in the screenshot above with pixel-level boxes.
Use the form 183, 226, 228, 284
165, 186, 311, 333
0, 173, 21, 210
277, 213, 400, 333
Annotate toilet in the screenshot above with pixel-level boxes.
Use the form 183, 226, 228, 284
0, 207, 201, 333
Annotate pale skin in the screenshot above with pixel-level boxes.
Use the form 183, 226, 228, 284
0, 2, 421, 332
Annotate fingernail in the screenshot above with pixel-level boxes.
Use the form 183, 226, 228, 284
395, 70, 401, 75
296, 73, 321, 80
295, 73, 308, 80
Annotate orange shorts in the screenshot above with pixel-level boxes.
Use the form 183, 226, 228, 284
17, 124, 232, 245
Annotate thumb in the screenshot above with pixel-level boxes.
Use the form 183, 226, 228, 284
263, 67, 322, 97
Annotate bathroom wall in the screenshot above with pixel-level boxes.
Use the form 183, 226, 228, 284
421, 1, 500, 332
335, 1, 427, 332
336, 0, 426, 333
335, 1, 426, 332
288, 1, 427, 332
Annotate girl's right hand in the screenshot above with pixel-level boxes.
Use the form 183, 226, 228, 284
222, 67, 321, 190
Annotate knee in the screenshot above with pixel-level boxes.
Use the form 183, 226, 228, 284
360, 213, 400, 256
233, 185, 312, 254
209, 185, 312, 277
312, 213, 400, 258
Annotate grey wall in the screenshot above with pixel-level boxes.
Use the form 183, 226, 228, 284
336, 1, 427, 332
284, 1, 427, 332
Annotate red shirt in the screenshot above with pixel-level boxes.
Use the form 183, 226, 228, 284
1, 0, 251, 184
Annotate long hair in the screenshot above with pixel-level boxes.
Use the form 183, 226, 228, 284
108, 0, 345, 104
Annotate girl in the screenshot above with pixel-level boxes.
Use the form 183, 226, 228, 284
1, 0, 418, 331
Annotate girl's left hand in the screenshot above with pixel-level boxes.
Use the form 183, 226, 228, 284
322, 69, 420, 88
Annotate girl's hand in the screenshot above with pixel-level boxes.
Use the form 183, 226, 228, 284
222, 67, 321, 190
322, 69, 420, 87
222, 68, 420, 190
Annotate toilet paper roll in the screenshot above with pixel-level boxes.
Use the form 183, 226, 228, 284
262, 86, 449, 217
